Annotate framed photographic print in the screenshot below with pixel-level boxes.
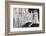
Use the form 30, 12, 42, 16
5, 1, 45, 36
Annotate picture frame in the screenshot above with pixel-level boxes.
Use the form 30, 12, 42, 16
5, 1, 45, 36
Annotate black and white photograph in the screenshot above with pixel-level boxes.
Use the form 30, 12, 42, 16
10, 5, 43, 32
5, 1, 45, 35
13, 8, 39, 28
